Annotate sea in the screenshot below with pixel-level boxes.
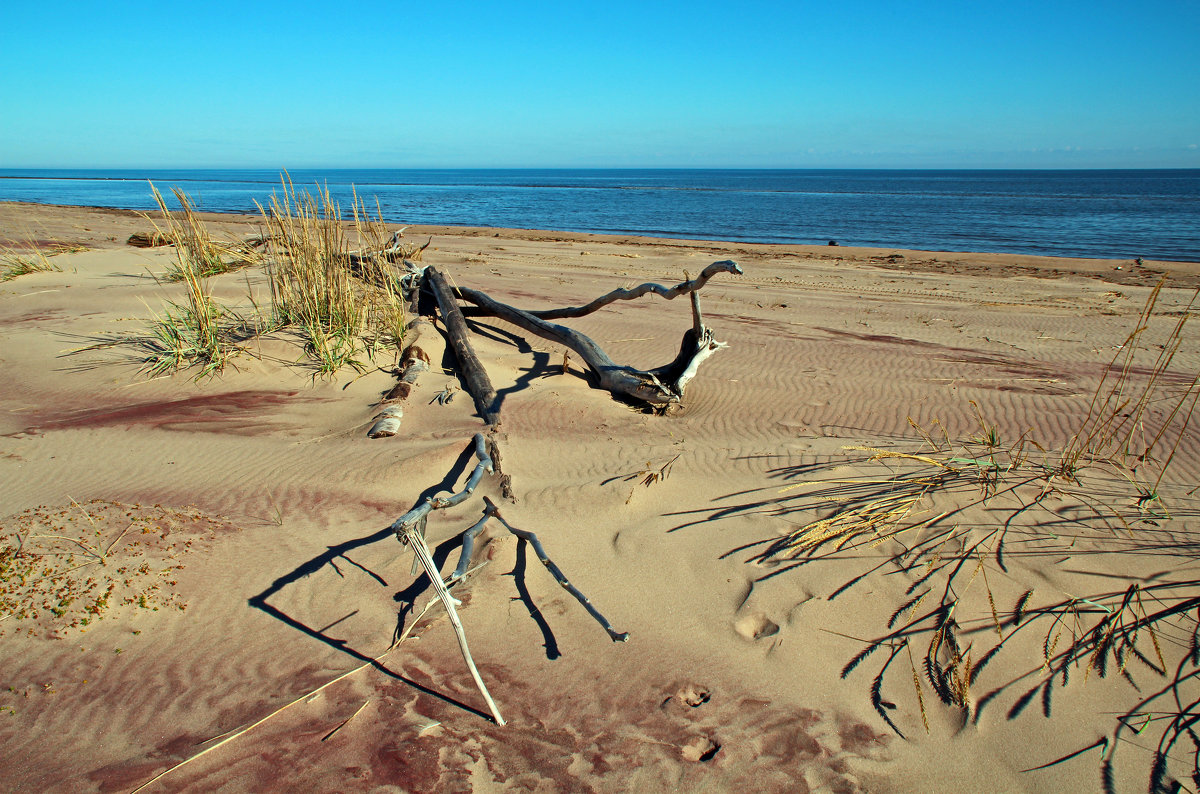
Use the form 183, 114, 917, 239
1, 168, 1197, 262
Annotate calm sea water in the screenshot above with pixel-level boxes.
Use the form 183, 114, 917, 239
1, 168, 1197, 262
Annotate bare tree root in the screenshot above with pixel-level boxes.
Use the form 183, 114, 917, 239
480, 496, 629, 643
426, 266, 500, 424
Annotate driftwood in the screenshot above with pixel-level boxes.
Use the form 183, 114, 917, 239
126, 231, 172, 248
455, 260, 741, 407
346, 230, 431, 267
391, 433, 494, 537
480, 497, 629, 643
382, 318, 434, 404
404, 522, 505, 725
391, 433, 504, 724
426, 266, 500, 425
366, 405, 403, 438
383, 347, 429, 403
388, 432, 630, 725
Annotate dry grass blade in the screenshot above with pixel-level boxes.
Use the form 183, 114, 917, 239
148, 183, 262, 281
907, 642, 931, 732
723, 282, 1200, 787
0, 232, 73, 281
624, 454, 682, 503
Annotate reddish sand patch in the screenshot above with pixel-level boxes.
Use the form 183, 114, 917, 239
15, 390, 309, 436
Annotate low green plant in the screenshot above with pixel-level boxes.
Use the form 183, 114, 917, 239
0, 500, 217, 638
140, 242, 246, 379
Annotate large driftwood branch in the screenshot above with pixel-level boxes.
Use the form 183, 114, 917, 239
426, 267, 500, 425
519, 260, 742, 320
454, 260, 740, 407
390, 433, 494, 537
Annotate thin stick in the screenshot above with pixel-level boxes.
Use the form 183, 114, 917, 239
321, 699, 372, 742
128, 640, 406, 793
401, 525, 506, 725
483, 497, 630, 643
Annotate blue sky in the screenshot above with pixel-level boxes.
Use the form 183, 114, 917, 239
2, 1, 1197, 168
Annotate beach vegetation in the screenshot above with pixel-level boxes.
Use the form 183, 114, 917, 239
0, 500, 209, 639
87, 178, 414, 379
687, 280, 1200, 790
1, 244, 63, 281
255, 176, 408, 377
139, 230, 249, 380
148, 184, 262, 282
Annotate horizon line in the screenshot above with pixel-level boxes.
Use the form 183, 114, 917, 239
3, 165, 1200, 173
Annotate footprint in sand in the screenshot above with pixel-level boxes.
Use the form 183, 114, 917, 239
734, 613, 780, 641
676, 684, 710, 708
681, 734, 721, 762
660, 683, 711, 712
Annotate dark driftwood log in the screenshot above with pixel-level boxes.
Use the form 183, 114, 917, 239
454, 260, 741, 407
426, 266, 500, 425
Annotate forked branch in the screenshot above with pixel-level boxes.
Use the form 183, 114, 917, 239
454, 260, 741, 407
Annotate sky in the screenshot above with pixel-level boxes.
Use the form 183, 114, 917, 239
1, 0, 1198, 169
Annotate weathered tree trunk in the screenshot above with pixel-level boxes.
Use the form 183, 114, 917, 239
425, 267, 500, 425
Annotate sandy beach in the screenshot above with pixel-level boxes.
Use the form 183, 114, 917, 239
2, 200, 1199, 793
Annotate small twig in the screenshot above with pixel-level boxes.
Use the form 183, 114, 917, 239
104, 523, 134, 557
128, 638, 408, 793
321, 699, 372, 742
396, 561, 488, 646
68, 496, 96, 528
30, 534, 104, 561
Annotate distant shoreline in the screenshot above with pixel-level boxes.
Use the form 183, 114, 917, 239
2, 167, 1198, 262
4, 201, 1199, 287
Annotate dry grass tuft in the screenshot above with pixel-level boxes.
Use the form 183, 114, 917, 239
257, 177, 408, 376
79, 179, 415, 379
148, 184, 262, 282
1, 241, 64, 281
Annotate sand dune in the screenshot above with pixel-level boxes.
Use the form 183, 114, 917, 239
2, 202, 1199, 792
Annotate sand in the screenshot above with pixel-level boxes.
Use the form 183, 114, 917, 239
1, 201, 1199, 793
